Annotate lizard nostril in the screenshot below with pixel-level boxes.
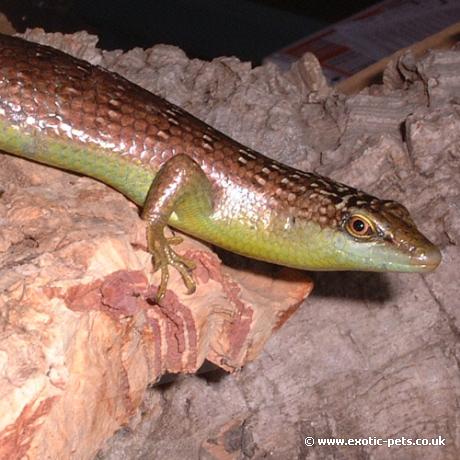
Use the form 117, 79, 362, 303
412, 244, 442, 270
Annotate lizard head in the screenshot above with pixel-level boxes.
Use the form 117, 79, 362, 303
322, 198, 441, 272
285, 173, 441, 273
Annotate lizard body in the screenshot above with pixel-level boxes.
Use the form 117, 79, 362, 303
0, 34, 441, 299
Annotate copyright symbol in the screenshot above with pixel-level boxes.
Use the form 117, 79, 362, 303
304, 437, 314, 446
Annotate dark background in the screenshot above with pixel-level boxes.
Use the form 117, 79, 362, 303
0, 0, 381, 63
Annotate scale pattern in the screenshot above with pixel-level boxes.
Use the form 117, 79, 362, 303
0, 33, 393, 230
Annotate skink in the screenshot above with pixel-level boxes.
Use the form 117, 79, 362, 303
0, 34, 441, 300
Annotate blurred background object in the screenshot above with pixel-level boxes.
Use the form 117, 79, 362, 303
0, 0, 381, 63
1, 1, 459, 84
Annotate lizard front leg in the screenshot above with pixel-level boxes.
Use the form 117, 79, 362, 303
142, 154, 213, 302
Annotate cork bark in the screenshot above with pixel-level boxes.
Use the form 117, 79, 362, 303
0, 28, 459, 460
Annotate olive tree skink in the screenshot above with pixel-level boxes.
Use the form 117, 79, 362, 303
0, 34, 441, 300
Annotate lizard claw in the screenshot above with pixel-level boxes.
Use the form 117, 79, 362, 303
148, 231, 197, 302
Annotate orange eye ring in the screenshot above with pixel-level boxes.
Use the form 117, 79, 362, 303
346, 215, 375, 238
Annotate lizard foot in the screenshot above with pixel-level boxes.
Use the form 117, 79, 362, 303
149, 233, 196, 302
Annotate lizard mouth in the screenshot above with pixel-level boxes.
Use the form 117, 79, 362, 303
408, 244, 442, 272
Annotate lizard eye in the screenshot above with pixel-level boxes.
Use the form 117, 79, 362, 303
346, 214, 375, 238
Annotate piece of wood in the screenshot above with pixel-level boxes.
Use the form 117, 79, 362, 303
1, 26, 459, 460
336, 21, 460, 94
0, 30, 313, 460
